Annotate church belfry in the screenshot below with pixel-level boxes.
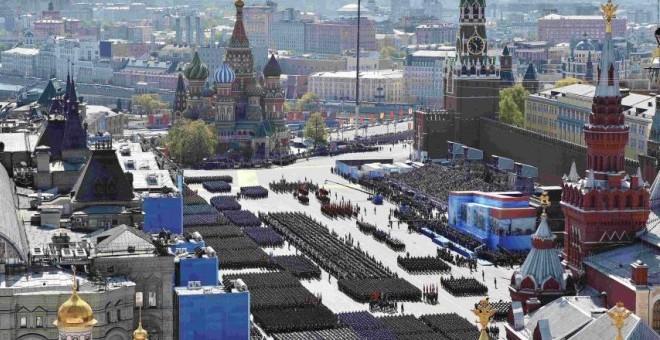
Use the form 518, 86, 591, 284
457, 0, 488, 64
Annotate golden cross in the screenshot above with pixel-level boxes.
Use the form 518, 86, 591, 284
540, 191, 551, 216
600, 0, 618, 33
71, 265, 78, 293
473, 299, 496, 330
607, 302, 632, 340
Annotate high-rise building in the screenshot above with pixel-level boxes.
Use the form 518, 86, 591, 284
404, 50, 455, 107
304, 18, 377, 55
538, 13, 626, 44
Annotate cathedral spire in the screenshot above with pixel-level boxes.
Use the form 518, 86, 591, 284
585, 51, 594, 82
230, 0, 250, 48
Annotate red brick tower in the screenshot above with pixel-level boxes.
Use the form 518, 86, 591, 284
560, 0, 650, 275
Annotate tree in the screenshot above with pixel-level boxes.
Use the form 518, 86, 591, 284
166, 119, 216, 166
498, 85, 529, 127
283, 101, 293, 112
131, 94, 168, 116
115, 98, 122, 112
554, 77, 583, 88
304, 112, 328, 149
296, 93, 320, 111
241, 144, 254, 160
379, 46, 406, 59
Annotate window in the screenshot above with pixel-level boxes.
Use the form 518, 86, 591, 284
149, 292, 157, 308
117, 309, 121, 321
106, 311, 112, 323
20, 316, 27, 328
36, 316, 43, 328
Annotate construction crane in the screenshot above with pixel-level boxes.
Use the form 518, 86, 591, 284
324, 179, 383, 205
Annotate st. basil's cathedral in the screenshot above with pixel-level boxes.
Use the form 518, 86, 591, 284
173, 0, 288, 159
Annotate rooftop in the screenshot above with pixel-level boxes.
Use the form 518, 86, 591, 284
583, 242, 660, 287
174, 285, 246, 295
310, 70, 403, 79
0, 133, 38, 152
540, 14, 623, 21
2, 47, 40, 56
0, 271, 134, 293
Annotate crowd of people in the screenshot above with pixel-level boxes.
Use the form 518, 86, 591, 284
321, 201, 357, 218
202, 180, 231, 193
389, 162, 511, 204
239, 185, 269, 199
440, 276, 489, 297
397, 255, 451, 274
356, 221, 406, 252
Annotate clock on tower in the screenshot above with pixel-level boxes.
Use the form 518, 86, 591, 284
456, 0, 488, 64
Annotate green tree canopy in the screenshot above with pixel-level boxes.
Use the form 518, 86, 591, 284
131, 94, 168, 116
166, 119, 216, 166
498, 85, 529, 127
304, 112, 328, 149
296, 93, 320, 111
283, 101, 293, 112
380, 46, 406, 59
554, 77, 583, 88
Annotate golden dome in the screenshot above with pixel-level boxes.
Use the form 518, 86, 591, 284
133, 307, 149, 340
235, 0, 244, 8
54, 269, 97, 330
133, 322, 148, 340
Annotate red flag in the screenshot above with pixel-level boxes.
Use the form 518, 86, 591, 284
390, 111, 395, 119
370, 114, 375, 121
399, 110, 403, 118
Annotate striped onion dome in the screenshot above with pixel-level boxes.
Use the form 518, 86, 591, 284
184, 51, 209, 81
214, 61, 236, 84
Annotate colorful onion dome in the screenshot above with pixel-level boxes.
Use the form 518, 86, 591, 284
184, 51, 209, 81
263, 54, 282, 78
214, 61, 236, 84
235, 0, 244, 8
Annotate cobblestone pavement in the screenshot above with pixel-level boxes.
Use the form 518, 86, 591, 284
186, 144, 516, 331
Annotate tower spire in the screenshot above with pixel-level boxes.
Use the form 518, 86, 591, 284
229, 0, 250, 48
133, 306, 149, 340
560, 0, 650, 273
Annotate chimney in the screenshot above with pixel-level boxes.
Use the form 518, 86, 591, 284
526, 298, 542, 314
35, 146, 51, 173
508, 301, 525, 331
631, 260, 649, 286
630, 175, 639, 189
175, 17, 182, 45
186, 15, 193, 46
600, 291, 608, 308
195, 16, 202, 46
532, 319, 551, 340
